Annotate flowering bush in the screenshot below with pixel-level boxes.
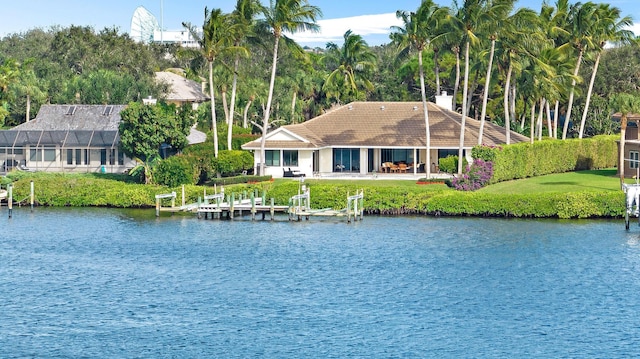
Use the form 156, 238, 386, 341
452, 159, 494, 191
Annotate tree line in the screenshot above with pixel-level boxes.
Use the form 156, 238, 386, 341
2, 0, 640, 176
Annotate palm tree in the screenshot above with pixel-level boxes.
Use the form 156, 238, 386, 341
258, 0, 321, 176
322, 30, 377, 104
477, 0, 517, 145
448, 0, 505, 174
183, 8, 235, 158
559, 1, 596, 139
227, 0, 260, 150
578, 4, 634, 139
611, 93, 640, 187
392, 0, 448, 178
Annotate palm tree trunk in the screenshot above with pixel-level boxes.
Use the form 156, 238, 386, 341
545, 99, 553, 138
620, 115, 628, 188
208, 60, 219, 158
26, 94, 31, 122
457, 41, 470, 175
434, 49, 441, 95
260, 34, 281, 176
537, 98, 545, 141
579, 50, 602, 139
453, 47, 461, 112
504, 63, 513, 145
554, 100, 559, 139
418, 49, 431, 178
478, 38, 496, 145
562, 49, 583, 140
222, 86, 229, 126
291, 91, 297, 123
510, 83, 516, 127
530, 104, 535, 144
243, 96, 253, 128
228, 55, 240, 150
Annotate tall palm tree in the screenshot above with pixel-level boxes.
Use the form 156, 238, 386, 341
183, 8, 235, 158
578, 4, 634, 139
477, 0, 516, 145
322, 30, 377, 104
258, 0, 321, 176
611, 93, 640, 187
227, 0, 261, 150
448, 0, 504, 174
559, 1, 596, 139
392, 0, 447, 178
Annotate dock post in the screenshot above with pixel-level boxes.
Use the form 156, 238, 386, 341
182, 185, 185, 207
251, 193, 256, 221
347, 191, 351, 224
8, 184, 13, 219
30, 180, 34, 212
270, 197, 275, 221
155, 197, 160, 217
230, 193, 235, 219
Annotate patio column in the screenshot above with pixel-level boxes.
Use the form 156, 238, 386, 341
413, 148, 417, 175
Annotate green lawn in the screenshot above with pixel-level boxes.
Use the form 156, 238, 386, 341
479, 169, 622, 194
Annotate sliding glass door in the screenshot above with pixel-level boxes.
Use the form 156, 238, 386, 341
333, 148, 360, 172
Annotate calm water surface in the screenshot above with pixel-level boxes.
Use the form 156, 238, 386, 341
1, 208, 640, 358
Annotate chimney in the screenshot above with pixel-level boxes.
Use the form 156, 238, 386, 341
435, 91, 453, 111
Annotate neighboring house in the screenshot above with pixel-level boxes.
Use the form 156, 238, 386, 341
155, 71, 209, 110
617, 113, 640, 178
242, 100, 529, 178
0, 104, 136, 174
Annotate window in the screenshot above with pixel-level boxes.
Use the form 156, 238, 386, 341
109, 149, 116, 165
29, 148, 42, 161
118, 150, 124, 166
100, 149, 107, 165
333, 148, 360, 172
283, 150, 298, 166
631, 151, 639, 169
265, 150, 280, 166
67, 149, 74, 165
44, 149, 56, 162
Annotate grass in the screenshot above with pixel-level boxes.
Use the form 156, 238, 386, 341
479, 169, 622, 194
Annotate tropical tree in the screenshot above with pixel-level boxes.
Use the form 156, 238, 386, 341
0, 59, 20, 125
477, 0, 516, 145
226, 0, 261, 150
12, 62, 47, 122
119, 102, 195, 184
611, 93, 640, 187
322, 30, 376, 103
560, 1, 596, 139
448, 0, 506, 174
183, 8, 235, 158
392, 0, 447, 178
578, 4, 634, 138
258, 0, 321, 176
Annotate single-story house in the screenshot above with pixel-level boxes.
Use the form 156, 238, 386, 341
0, 104, 136, 173
241, 98, 529, 178
155, 70, 209, 110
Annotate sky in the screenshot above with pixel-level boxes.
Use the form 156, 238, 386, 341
2, 0, 639, 47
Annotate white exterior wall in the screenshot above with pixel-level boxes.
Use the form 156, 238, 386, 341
252, 149, 314, 178
318, 148, 333, 173
14, 145, 135, 173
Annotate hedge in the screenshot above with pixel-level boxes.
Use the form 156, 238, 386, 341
4, 173, 626, 218
472, 135, 618, 183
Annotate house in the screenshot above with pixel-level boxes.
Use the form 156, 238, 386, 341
155, 71, 209, 110
617, 113, 640, 178
241, 100, 529, 178
0, 104, 136, 173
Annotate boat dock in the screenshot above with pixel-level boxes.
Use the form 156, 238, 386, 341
155, 186, 364, 223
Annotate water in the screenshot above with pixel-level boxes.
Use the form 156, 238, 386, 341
2, 208, 640, 358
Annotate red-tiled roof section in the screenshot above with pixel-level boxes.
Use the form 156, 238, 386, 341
243, 101, 529, 149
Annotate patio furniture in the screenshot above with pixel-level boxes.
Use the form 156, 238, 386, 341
389, 163, 399, 173
398, 163, 408, 173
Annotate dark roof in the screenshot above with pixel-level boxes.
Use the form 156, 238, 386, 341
12, 104, 127, 131
242, 101, 529, 150
0, 105, 125, 147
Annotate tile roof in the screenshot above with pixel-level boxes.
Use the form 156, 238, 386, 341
242, 101, 529, 150
155, 71, 209, 103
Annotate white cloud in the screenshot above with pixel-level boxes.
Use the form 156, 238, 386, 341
288, 13, 403, 47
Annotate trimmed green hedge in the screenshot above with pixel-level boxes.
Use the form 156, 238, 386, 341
472, 135, 618, 183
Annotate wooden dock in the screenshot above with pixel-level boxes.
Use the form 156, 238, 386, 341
155, 186, 364, 223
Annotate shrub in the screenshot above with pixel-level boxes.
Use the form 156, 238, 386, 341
155, 155, 199, 187
211, 150, 254, 178
451, 159, 494, 191
438, 155, 458, 174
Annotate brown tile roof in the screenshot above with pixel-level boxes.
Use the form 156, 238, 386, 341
242, 101, 529, 150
